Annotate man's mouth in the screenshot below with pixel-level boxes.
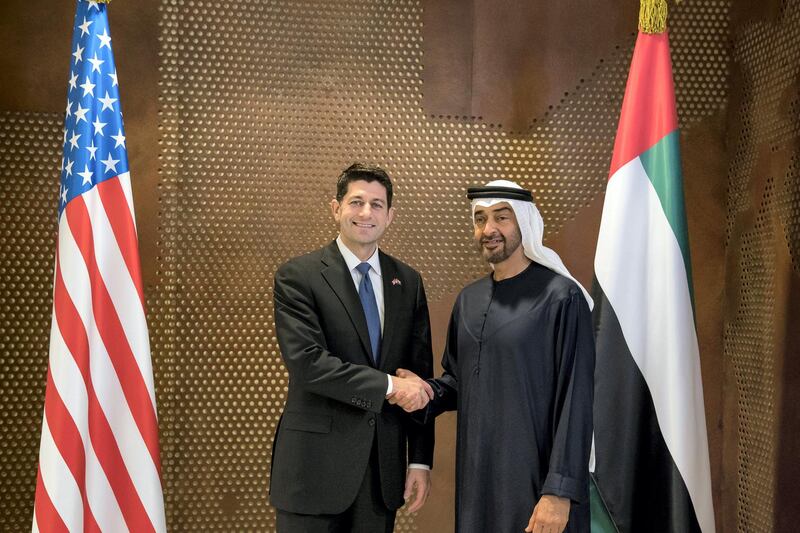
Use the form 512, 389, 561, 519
353, 222, 376, 228
482, 237, 504, 248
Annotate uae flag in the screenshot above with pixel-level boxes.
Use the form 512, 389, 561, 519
589, 30, 716, 533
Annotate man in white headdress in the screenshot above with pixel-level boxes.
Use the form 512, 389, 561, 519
393, 180, 595, 533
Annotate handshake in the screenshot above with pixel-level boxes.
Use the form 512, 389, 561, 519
386, 369, 434, 413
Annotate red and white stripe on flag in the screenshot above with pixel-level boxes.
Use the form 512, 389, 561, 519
33, 2, 165, 532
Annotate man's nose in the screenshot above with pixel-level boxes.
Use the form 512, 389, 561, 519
482, 219, 498, 235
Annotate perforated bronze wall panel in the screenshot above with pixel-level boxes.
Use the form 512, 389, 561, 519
726, 1, 800, 531
153, 0, 731, 530
0, 111, 61, 532
0, 0, 734, 530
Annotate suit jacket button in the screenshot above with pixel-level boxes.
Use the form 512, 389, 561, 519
351, 397, 357, 404
366, 401, 372, 408
368, 419, 375, 427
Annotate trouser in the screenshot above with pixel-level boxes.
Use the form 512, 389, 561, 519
275, 440, 395, 533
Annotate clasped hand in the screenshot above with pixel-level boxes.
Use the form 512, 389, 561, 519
386, 368, 433, 412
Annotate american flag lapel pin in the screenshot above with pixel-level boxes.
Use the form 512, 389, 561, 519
391, 277, 401, 286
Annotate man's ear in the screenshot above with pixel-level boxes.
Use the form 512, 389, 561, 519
330, 199, 341, 221
386, 206, 396, 227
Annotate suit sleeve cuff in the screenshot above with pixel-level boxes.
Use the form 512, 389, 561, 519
541, 473, 586, 503
408, 463, 431, 470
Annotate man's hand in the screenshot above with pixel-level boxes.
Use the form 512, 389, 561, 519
397, 368, 435, 401
525, 494, 570, 533
387, 369, 434, 412
403, 468, 431, 513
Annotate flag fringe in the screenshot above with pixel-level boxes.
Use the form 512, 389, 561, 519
638, 0, 676, 34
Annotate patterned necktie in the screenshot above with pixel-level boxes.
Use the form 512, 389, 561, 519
356, 262, 381, 364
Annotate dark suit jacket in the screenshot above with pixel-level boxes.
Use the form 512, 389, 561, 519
269, 240, 435, 515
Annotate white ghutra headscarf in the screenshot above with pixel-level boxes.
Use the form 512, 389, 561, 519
468, 179, 593, 310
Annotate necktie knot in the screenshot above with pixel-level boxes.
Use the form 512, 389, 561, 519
356, 262, 371, 276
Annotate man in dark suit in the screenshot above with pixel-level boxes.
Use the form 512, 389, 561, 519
270, 163, 435, 532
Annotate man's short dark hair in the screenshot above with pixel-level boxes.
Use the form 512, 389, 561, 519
336, 163, 394, 208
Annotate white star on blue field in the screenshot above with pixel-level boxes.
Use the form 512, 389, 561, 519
59, 0, 128, 217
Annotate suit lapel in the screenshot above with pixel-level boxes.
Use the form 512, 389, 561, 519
378, 252, 403, 370
320, 242, 374, 366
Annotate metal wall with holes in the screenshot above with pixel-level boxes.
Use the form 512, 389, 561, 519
0, 111, 62, 530
725, 1, 800, 531
9, 0, 791, 531
154, 0, 730, 530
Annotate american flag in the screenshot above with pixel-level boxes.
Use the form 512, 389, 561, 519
33, 1, 166, 531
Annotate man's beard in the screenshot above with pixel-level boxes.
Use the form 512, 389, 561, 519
477, 226, 523, 264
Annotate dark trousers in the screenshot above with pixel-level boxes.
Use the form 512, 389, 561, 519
275, 441, 396, 533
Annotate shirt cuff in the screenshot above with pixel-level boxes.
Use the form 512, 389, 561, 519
408, 463, 431, 470
386, 374, 393, 395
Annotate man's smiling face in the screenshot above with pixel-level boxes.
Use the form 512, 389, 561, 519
473, 202, 523, 264
331, 179, 395, 254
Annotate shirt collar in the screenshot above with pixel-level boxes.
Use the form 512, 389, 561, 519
336, 235, 382, 276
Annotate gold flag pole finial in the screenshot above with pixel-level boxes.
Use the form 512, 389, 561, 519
639, 0, 680, 34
